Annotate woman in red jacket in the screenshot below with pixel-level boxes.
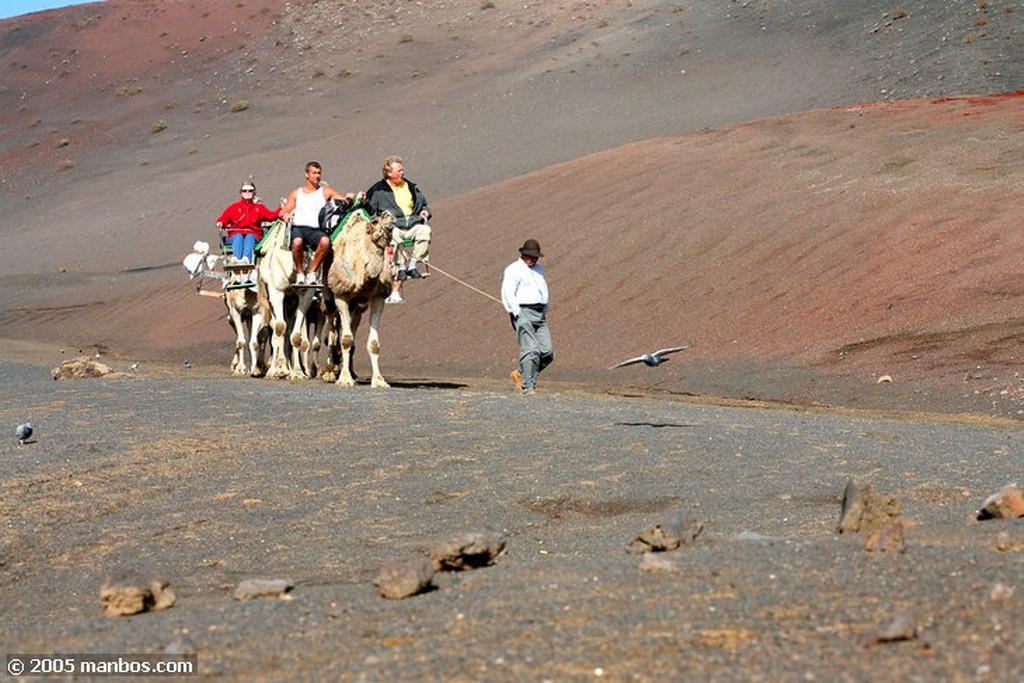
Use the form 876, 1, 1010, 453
215, 182, 281, 264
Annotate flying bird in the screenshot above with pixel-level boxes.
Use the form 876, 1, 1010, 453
15, 422, 33, 445
609, 346, 690, 369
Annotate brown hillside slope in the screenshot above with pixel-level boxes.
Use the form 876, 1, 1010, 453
1, 1, 1023, 415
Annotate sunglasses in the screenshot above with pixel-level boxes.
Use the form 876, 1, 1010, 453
240, 188, 255, 193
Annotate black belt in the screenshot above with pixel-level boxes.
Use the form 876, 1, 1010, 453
520, 303, 546, 311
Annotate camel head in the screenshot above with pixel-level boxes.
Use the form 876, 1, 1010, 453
368, 211, 394, 250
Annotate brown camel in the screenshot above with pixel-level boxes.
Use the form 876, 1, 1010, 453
324, 209, 395, 387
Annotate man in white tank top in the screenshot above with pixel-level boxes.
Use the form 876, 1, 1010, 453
279, 161, 356, 285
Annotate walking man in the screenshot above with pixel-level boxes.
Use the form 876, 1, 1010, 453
501, 239, 554, 395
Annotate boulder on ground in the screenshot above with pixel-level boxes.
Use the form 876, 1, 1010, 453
430, 531, 507, 572
100, 568, 175, 616
374, 557, 435, 599
977, 484, 1024, 520
628, 514, 705, 554
838, 480, 901, 534
53, 357, 113, 380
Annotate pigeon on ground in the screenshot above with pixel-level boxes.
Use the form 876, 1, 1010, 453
129, 362, 140, 372
609, 346, 690, 369
15, 422, 33, 445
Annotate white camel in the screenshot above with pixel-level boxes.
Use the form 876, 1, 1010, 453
256, 219, 320, 379
325, 209, 395, 387
224, 286, 267, 377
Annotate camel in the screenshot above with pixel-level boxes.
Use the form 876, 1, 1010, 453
324, 208, 395, 387
224, 286, 268, 377
256, 219, 320, 379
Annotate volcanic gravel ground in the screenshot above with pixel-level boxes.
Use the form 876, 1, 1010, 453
2, 362, 1024, 680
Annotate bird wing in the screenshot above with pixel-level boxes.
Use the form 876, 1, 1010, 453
654, 346, 689, 357
609, 356, 646, 369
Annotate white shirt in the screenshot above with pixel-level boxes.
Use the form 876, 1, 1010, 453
501, 258, 549, 316
293, 186, 326, 228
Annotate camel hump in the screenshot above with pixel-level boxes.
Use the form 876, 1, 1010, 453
256, 219, 287, 255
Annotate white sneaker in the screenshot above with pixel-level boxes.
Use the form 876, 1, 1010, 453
385, 292, 404, 304
295, 272, 306, 285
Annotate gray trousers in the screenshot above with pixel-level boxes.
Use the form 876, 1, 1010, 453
514, 307, 554, 390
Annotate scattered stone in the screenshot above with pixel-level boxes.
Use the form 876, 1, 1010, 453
52, 357, 113, 380
639, 552, 682, 573
866, 610, 918, 646
993, 530, 1024, 552
100, 568, 176, 616
990, 582, 1015, 601
164, 635, 198, 656
429, 531, 507, 571
864, 519, 906, 554
627, 514, 705, 554
977, 484, 1024, 520
234, 578, 294, 601
838, 480, 902, 534
876, 375, 893, 384
374, 557, 435, 599
732, 530, 781, 543
14, 422, 33, 445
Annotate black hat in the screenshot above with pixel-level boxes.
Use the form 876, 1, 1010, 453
518, 239, 543, 258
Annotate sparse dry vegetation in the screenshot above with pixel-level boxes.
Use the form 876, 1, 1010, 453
229, 100, 249, 112
150, 119, 168, 134
56, 158, 74, 171
72, 16, 97, 30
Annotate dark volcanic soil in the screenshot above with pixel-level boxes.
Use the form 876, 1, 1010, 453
3, 360, 1024, 681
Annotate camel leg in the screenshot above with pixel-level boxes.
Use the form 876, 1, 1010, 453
267, 286, 291, 379
226, 297, 247, 376
335, 300, 357, 387
319, 294, 340, 383
365, 296, 389, 388
289, 289, 315, 379
248, 309, 266, 377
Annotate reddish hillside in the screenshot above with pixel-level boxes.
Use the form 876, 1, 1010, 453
1, 0, 1023, 414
